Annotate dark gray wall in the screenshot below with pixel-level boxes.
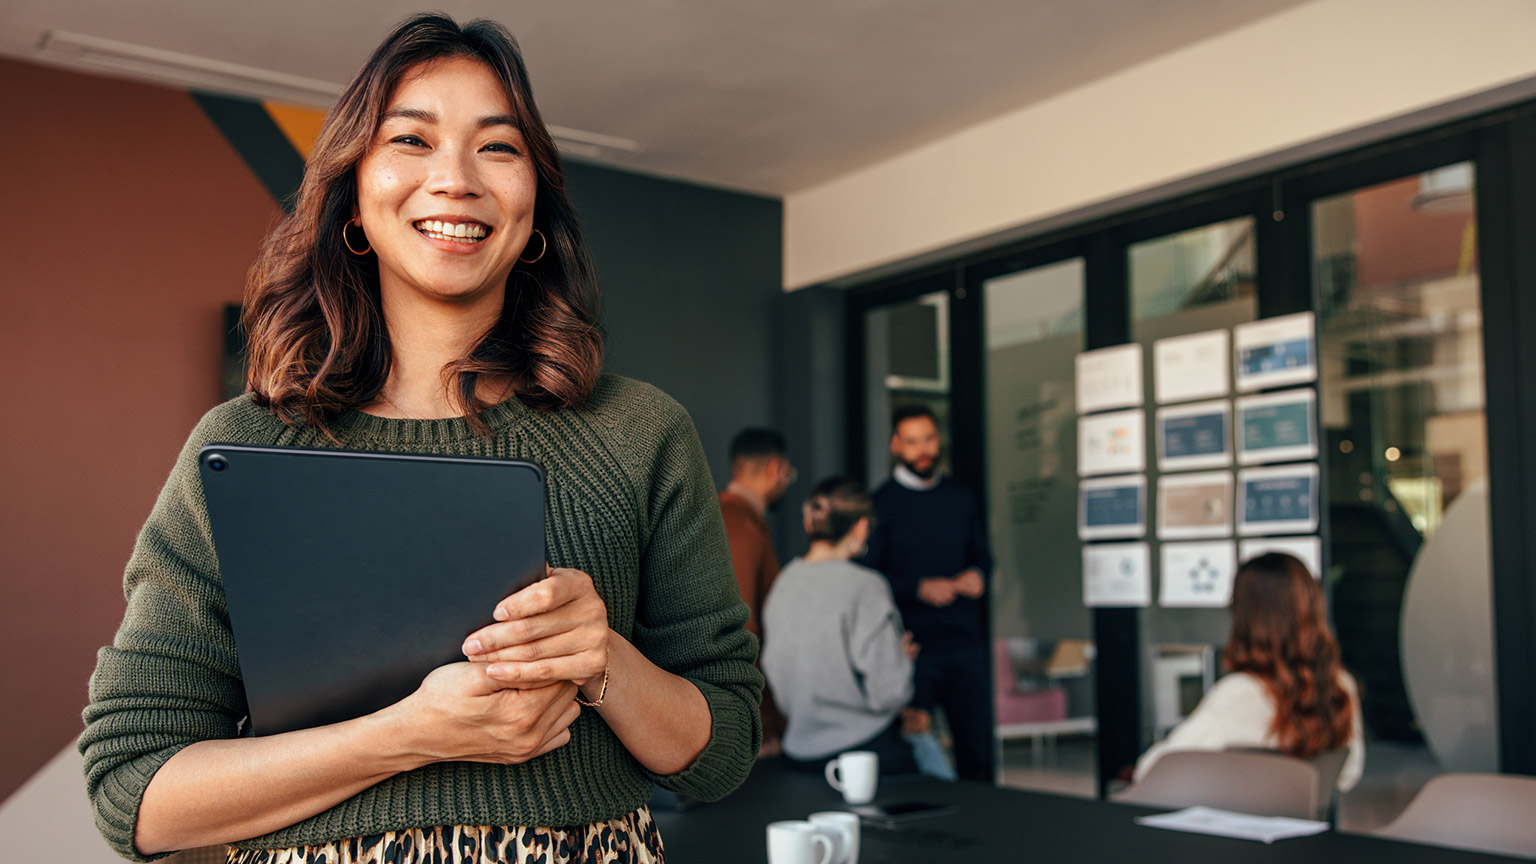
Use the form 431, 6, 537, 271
770, 285, 851, 561
565, 161, 783, 487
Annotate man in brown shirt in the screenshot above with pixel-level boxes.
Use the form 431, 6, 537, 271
720, 428, 795, 753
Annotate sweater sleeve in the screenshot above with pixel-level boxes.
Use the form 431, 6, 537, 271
846, 578, 914, 714
962, 491, 994, 582
629, 401, 764, 800
78, 411, 251, 863
859, 501, 921, 604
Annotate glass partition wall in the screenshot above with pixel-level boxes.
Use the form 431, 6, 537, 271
847, 105, 1536, 825
1128, 218, 1257, 750
1313, 164, 1495, 829
982, 259, 1092, 796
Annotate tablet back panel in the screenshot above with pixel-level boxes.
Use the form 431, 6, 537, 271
198, 443, 544, 736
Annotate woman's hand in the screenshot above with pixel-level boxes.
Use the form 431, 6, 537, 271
462, 566, 611, 691
389, 662, 581, 765
136, 664, 580, 854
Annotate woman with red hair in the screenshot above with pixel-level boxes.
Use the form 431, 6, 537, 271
1132, 552, 1365, 790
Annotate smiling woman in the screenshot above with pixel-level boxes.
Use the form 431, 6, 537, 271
78, 13, 762, 864
357, 59, 537, 341
241, 14, 602, 432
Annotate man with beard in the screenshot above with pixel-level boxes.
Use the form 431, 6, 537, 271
720, 427, 795, 755
863, 404, 995, 781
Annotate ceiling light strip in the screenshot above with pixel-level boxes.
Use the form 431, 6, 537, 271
38, 30, 643, 154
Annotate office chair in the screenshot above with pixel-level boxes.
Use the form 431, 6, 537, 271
1375, 772, 1536, 859
1227, 746, 1347, 822
1112, 750, 1319, 819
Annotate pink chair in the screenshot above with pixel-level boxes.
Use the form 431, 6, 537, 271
994, 639, 1068, 761
994, 639, 1068, 723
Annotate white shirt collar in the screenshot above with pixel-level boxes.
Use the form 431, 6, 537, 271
893, 464, 940, 491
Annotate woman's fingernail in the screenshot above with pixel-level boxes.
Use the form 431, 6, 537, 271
486, 665, 505, 679
463, 638, 483, 655
493, 607, 509, 621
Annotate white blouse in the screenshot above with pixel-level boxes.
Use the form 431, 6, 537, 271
1132, 670, 1365, 791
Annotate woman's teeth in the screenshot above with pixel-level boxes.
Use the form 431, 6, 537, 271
414, 220, 488, 243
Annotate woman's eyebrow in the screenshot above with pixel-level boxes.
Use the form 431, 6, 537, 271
382, 107, 436, 123
478, 114, 520, 130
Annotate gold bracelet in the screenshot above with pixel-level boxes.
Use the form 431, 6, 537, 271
575, 665, 609, 707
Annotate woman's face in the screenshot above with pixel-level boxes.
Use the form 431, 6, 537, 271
355, 57, 537, 310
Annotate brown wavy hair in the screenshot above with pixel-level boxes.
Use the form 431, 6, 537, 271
242, 13, 602, 434
1224, 553, 1353, 758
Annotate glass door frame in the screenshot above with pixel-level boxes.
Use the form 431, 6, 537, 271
842, 100, 1536, 789
1278, 122, 1536, 783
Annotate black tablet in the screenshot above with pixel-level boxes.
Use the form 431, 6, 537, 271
198, 443, 545, 736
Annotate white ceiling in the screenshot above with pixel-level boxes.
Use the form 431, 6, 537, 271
0, 0, 1310, 196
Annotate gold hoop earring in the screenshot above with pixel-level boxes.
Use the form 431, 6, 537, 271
519, 228, 547, 264
343, 218, 372, 256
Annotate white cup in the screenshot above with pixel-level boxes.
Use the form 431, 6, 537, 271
824, 750, 879, 805
767, 820, 834, 864
809, 811, 861, 864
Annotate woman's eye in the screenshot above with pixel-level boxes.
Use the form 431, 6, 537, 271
482, 142, 521, 155
390, 135, 427, 147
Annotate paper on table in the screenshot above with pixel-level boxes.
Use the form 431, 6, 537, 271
1135, 806, 1329, 844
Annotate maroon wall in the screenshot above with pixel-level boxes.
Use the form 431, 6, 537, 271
0, 58, 280, 800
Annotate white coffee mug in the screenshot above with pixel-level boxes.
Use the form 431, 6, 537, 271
809, 811, 861, 864
767, 820, 834, 864
824, 750, 878, 805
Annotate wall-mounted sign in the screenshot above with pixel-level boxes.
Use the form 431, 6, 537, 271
1160, 540, 1238, 608
1156, 471, 1234, 540
1234, 312, 1316, 392
1084, 542, 1152, 608
1237, 464, 1320, 536
1156, 400, 1232, 472
1079, 475, 1147, 541
1075, 343, 1143, 414
1239, 536, 1323, 580
1154, 329, 1230, 404
1236, 388, 1317, 465
1078, 409, 1146, 477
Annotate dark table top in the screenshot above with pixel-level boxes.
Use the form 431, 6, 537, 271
652, 759, 1524, 863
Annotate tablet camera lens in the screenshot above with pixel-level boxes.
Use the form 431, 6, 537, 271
208, 454, 228, 472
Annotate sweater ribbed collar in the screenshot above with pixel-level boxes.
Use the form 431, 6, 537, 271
331, 394, 533, 445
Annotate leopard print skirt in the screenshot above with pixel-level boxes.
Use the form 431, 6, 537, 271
224, 806, 664, 864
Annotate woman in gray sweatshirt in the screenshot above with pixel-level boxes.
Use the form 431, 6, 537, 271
761, 477, 919, 775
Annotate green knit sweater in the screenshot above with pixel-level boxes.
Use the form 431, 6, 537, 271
80, 375, 763, 862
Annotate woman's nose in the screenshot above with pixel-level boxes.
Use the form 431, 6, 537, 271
425, 146, 482, 197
